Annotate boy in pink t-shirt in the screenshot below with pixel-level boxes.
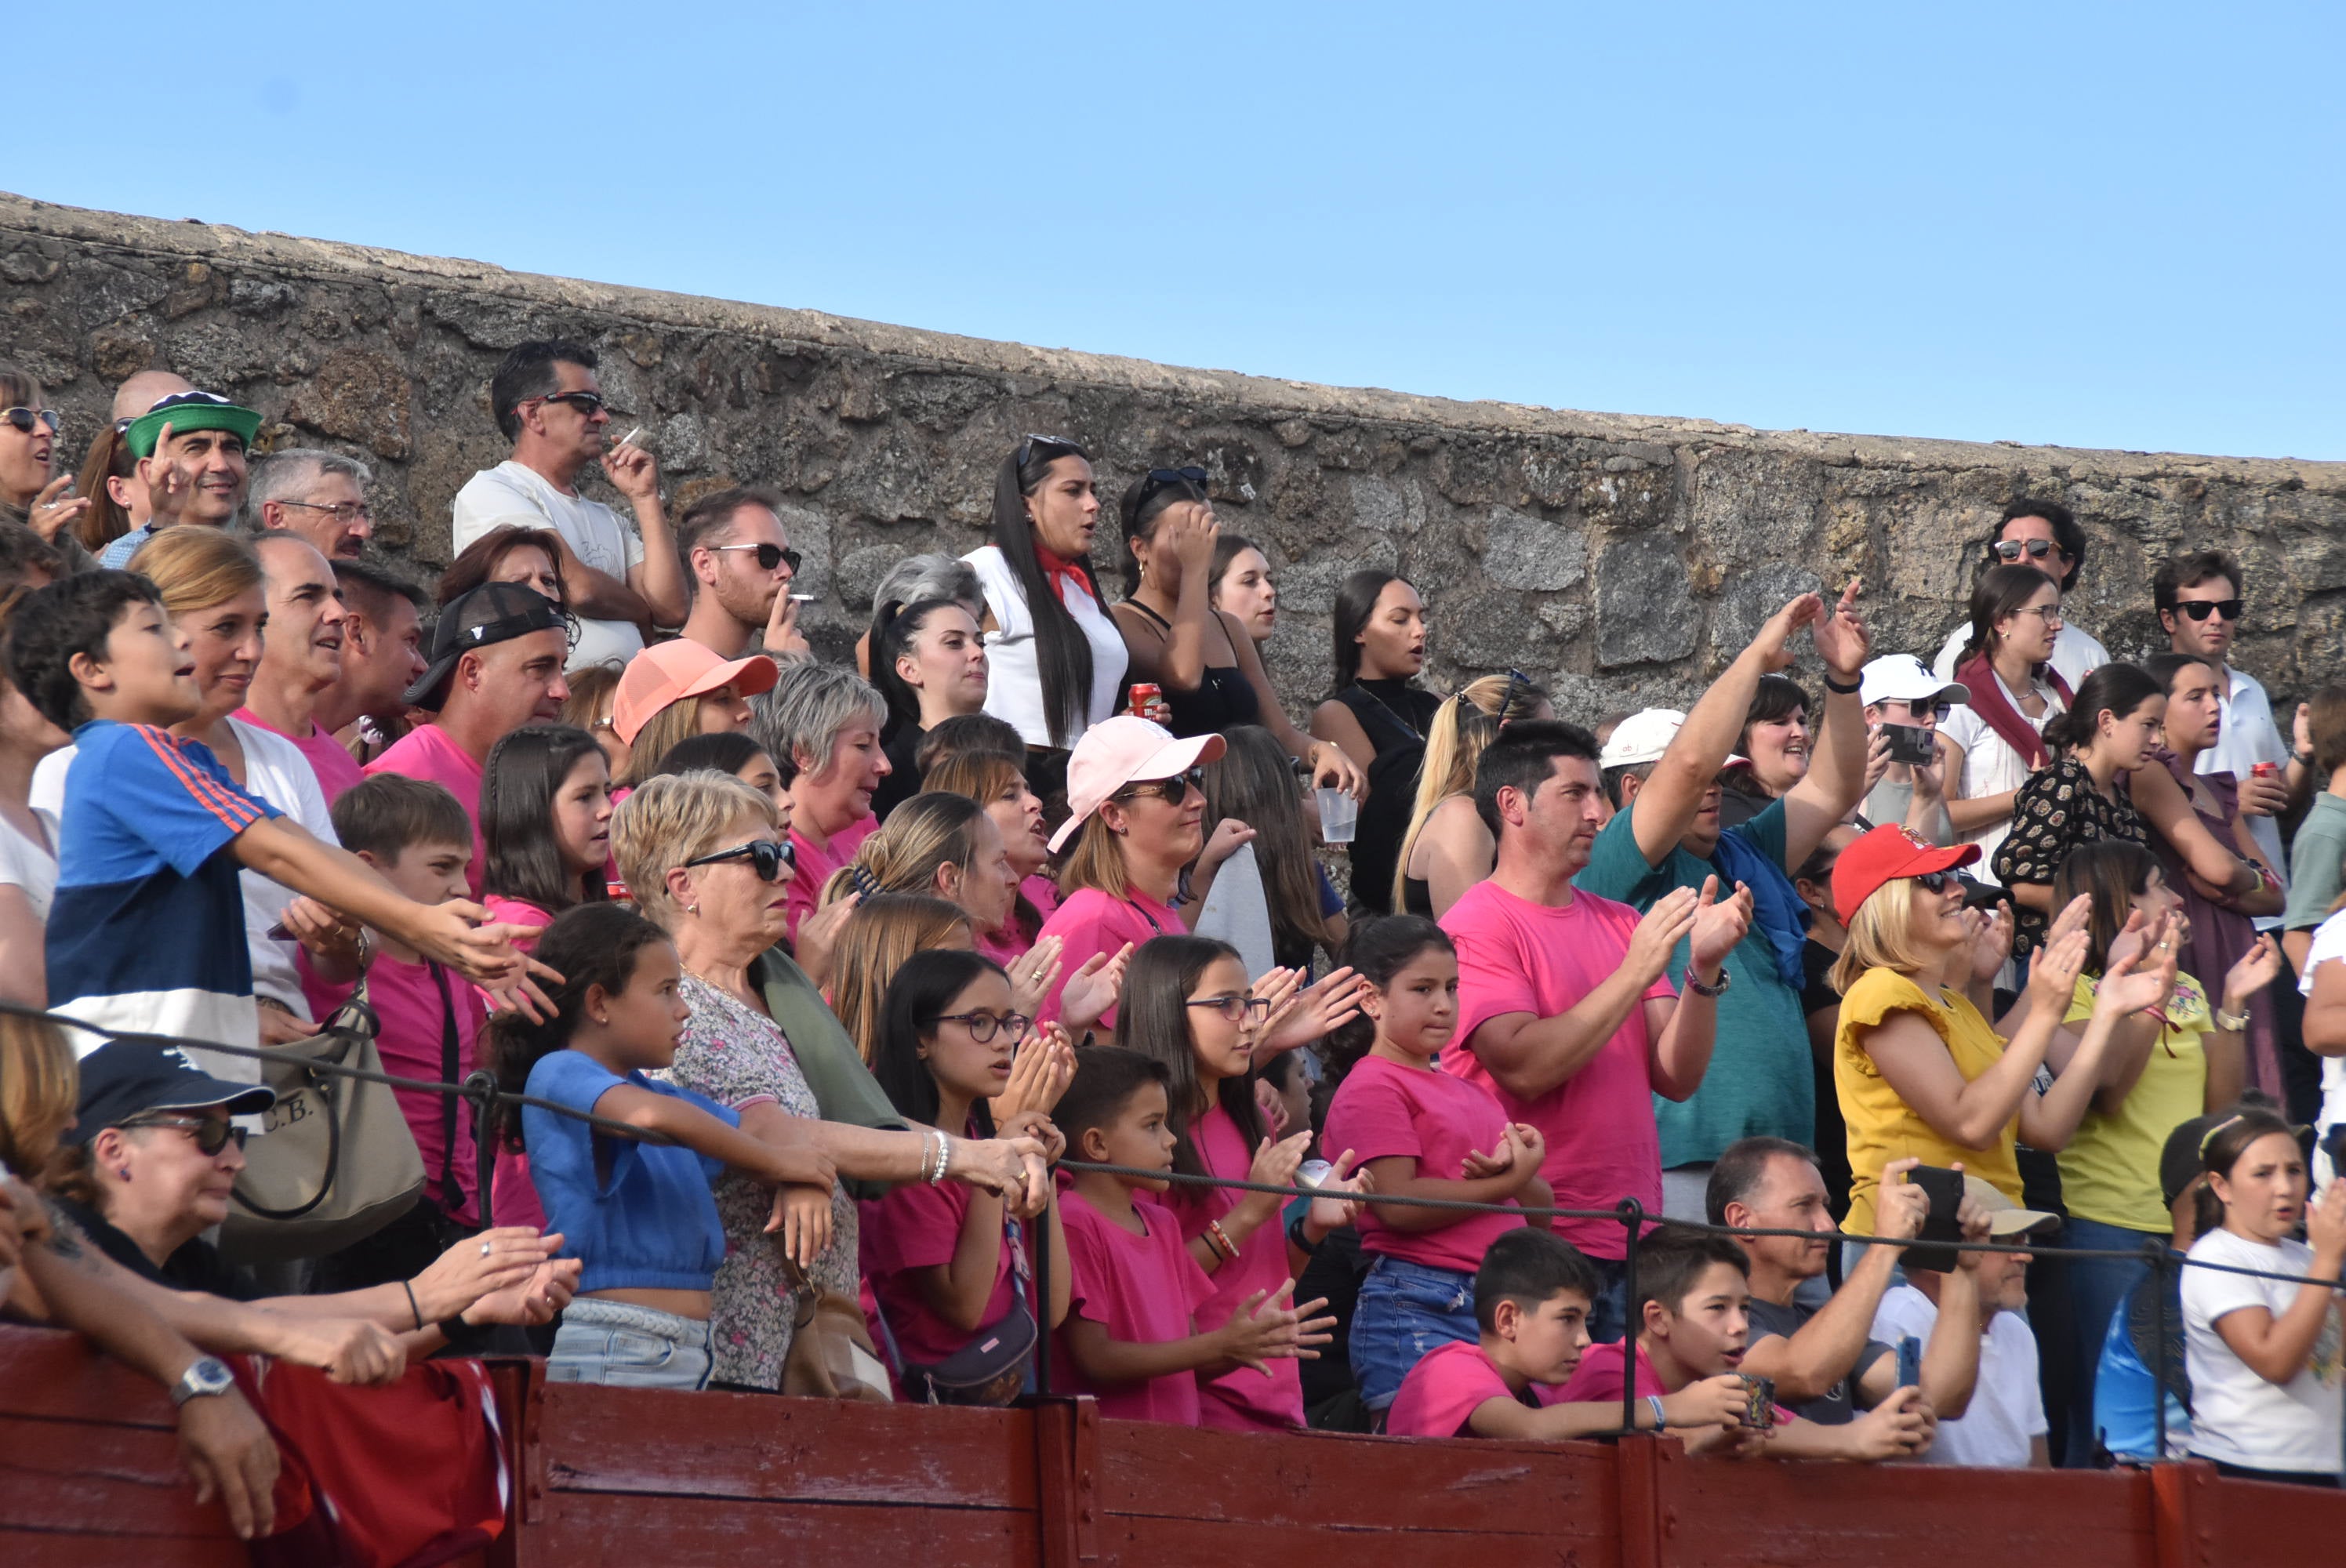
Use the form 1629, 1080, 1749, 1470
1051, 1047, 1329, 1423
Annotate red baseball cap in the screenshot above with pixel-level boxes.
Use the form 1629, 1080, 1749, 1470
1830, 823, 1981, 920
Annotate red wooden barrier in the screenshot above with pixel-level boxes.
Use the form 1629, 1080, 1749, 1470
8, 1325, 2346, 1568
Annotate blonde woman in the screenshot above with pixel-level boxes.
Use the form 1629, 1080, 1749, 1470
1390, 671, 1547, 918
819, 791, 1021, 964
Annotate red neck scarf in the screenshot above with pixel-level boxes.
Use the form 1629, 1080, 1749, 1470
1033, 544, 1097, 608
1954, 649, 2075, 771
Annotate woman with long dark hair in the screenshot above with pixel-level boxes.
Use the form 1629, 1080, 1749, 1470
868, 595, 989, 819
481, 724, 612, 930
960, 436, 1127, 801
1990, 662, 2160, 958
1200, 725, 1342, 971
1938, 562, 2072, 889
1310, 570, 1438, 914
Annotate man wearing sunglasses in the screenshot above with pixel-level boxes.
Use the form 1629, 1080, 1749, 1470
673, 485, 812, 662
452, 339, 687, 671
1930, 499, 2110, 691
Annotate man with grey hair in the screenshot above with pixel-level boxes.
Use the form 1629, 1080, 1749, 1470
248, 448, 374, 560
673, 485, 811, 661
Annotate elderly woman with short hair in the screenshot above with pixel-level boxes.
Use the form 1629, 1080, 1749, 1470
753, 662, 894, 952
612, 771, 1049, 1392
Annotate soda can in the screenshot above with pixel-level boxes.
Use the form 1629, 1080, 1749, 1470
2253, 761, 2280, 779
1130, 683, 1165, 721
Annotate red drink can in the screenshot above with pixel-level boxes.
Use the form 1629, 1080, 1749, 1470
2253, 762, 2280, 779
1130, 683, 1165, 722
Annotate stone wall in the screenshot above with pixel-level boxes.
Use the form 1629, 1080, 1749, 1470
5, 191, 2344, 717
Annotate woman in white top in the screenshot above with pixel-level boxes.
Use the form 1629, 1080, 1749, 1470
2181, 1106, 2346, 1486
1937, 563, 2071, 887
961, 436, 1127, 800
0, 586, 64, 1004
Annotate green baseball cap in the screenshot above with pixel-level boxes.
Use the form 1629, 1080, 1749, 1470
125, 390, 262, 459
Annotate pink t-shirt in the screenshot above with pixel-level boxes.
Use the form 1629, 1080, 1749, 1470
365, 723, 486, 893
236, 706, 365, 804
1322, 1053, 1525, 1272
300, 950, 486, 1227
1058, 1188, 1215, 1425
1033, 886, 1186, 1030
785, 814, 877, 942
1386, 1338, 1535, 1438
859, 1178, 1019, 1368
1165, 1103, 1303, 1432
1440, 881, 1676, 1259
1555, 1339, 1796, 1426
481, 895, 557, 941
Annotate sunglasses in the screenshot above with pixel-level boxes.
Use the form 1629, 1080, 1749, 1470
118, 1114, 248, 1156
1911, 869, 1963, 895
532, 390, 617, 417
2, 407, 60, 436
1135, 464, 1209, 507
928, 1009, 1033, 1044
1990, 539, 2065, 563
683, 838, 795, 881
2174, 599, 2244, 622
1884, 700, 1956, 723
714, 542, 803, 574
1114, 766, 1206, 805
1186, 993, 1274, 1025
1017, 432, 1081, 469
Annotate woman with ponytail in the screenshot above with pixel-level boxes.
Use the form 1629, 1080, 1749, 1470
868, 572, 989, 820
1391, 672, 1547, 918
1991, 662, 2160, 957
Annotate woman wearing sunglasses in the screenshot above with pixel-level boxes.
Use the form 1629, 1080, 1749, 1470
0, 362, 89, 547
1826, 825, 2159, 1246
610, 771, 1052, 1392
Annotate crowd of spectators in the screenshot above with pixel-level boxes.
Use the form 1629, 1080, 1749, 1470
2, 342, 2343, 1544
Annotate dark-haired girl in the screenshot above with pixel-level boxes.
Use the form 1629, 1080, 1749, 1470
2181, 1108, 2346, 1485
488, 902, 841, 1390
1109, 468, 1362, 797
1941, 562, 2071, 892
1991, 662, 2159, 957
1310, 570, 1438, 914
870, 596, 990, 820
481, 724, 612, 931
1117, 935, 1363, 1429
861, 948, 1072, 1392
1321, 916, 1545, 1412
961, 437, 1127, 798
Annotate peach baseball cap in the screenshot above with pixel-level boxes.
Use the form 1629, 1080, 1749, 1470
612, 638, 780, 744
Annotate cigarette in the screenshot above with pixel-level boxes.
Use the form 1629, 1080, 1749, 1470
617, 426, 643, 447
789, 593, 816, 602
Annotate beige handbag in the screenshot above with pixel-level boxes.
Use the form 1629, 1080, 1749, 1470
780, 1258, 895, 1403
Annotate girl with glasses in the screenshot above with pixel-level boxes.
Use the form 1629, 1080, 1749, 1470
862, 947, 1073, 1396
1939, 564, 2074, 917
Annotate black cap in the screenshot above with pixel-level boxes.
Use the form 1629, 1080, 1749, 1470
405, 580, 569, 711
67, 1041, 275, 1146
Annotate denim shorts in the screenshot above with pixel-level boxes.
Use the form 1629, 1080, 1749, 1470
1351, 1255, 1481, 1412
546, 1298, 713, 1392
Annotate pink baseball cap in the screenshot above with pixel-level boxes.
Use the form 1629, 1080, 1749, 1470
1047, 716, 1227, 853
612, 638, 780, 744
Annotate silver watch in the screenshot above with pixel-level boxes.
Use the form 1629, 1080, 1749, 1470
171, 1356, 236, 1406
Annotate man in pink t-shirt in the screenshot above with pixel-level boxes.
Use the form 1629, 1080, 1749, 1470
1439, 721, 1749, 1339
240, 534, 365, 802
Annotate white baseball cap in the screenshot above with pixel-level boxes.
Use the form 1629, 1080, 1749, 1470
1598, 708, 1749, 772
1858, 655, 1970, 711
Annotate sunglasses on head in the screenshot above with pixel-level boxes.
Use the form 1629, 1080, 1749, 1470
119, 1113, 247, 1156
1114, 766, 1205, 806
1990, 538, 2062, 563
2175, 598, 2243, 622
714, 542, 803, 575
1017, 432, 1080, 470
683, 838, 794, 881
2, 407, 60, 436
1135, 465, 1208, 509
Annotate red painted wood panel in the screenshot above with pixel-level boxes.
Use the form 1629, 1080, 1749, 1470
0, 1325, 176, 1427
0, 1412, 233, 1541
1095, 1515, 1605, 1568
516, 1492, 1040, 1568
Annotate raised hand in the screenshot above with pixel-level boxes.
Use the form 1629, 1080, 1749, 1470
1688, 877, 1753, 973
1748, 593, 1826, 673
763, 583, 811, 659
1059, 942, 1133, 1035
27, 474, 91, 543
600, 434, 661, 506
1256, 967, 1372, 1057
2028, 925, 2091, 1009
1007, 934, 1066, 1025
2224, 933, 2283, 1011
1625, 885, 1701, 985
136, 423, 194, 528
1810, 577, 1870, 678
1966, 902, 2015, 985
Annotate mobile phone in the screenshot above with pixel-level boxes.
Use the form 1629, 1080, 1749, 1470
1738, 1374, 1777, 1430
1881, 722, 1937, 767
1901, 1164, 1966, 1273
1894, 1334, 1922, 1390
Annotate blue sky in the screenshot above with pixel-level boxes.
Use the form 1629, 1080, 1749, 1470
15, 3, 2342, 459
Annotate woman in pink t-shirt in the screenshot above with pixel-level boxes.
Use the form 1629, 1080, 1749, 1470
922, 749, 1061, 961
1321, 916, 1550, 1413
757, 663, 891, 955
1117, 933, 1367, 1431
859, 948, 1070, 1396
479, 724, 612, 935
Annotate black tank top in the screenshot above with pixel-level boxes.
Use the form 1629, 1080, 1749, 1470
1330, 679, 1443, 916
1122, 600, 1261, 738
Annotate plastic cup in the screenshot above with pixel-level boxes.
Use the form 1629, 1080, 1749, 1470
1296, 1159, 1335, 1189
1315, 786, 1359, 844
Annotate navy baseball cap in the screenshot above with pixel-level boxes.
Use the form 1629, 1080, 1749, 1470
67, 1041, 274, 1146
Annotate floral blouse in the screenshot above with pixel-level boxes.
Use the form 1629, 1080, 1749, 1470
652, 974, 859, 1390
1992, 758, 2147, 956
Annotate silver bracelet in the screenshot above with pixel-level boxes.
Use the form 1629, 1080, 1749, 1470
928, 1130, 951, 1185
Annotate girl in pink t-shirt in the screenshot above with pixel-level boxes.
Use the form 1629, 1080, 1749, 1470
1321, 916, 1550, 1413
479, 724, 612, 936
861, 948, 1070, 1395
1117, 934, 1366, 1430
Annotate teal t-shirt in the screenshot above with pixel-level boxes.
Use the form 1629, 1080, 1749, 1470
2285, 792, 2346, 932
1574, 798, 1814, 1167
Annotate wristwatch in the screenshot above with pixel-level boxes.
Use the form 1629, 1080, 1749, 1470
171, 1356, 236, 1406
1684, 967, 1730, 999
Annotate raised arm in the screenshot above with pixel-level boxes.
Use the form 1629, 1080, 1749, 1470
601, 440, 688, 626
1779, 579, 1872, 866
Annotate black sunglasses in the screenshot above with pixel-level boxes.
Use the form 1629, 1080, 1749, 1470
119, 1114, 248, 1156
1135, 464, 1209, 507
1017, 432, 1081, 469
714, 542, 803, 575
533, 390, 619, 417
2175, 599, 2243, 622
1114, 766, 1206, 806
683, 838, 794, 881
927, 1009, 1033, 1044
2, 407, 60, 436
1912, 869, 1963, 895
1989, 538, 2062, 563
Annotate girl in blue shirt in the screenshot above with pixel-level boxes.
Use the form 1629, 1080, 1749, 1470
488, 902, 837, 1389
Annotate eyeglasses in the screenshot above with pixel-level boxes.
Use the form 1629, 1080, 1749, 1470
1186, 994, 1274, 1025
713, 542, 803, 575
528, 390, 619, 418
682, 838, 794, 881
2175, 599, 2244, 623
1017, 432, 1080, 469
927, 1010, 1033, 1044
1911, 869, 1963, 895
2, 408, 60, 436
1113, 766, 1206, 805
2010, 604, 2064, 625
118, 1114, 247, 1156
277, 499, 374, 525
1990, 539, 2066, 563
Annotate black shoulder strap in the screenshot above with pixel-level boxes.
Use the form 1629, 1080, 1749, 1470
428, 961, 463, 1214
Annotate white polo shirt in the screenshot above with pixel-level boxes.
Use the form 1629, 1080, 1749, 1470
452, 460, 645, 672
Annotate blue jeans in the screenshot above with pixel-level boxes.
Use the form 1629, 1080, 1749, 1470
1351, 1256, 1480, 1411
2055, 1215, 2160, 1467
547, 1298, 714, 1391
